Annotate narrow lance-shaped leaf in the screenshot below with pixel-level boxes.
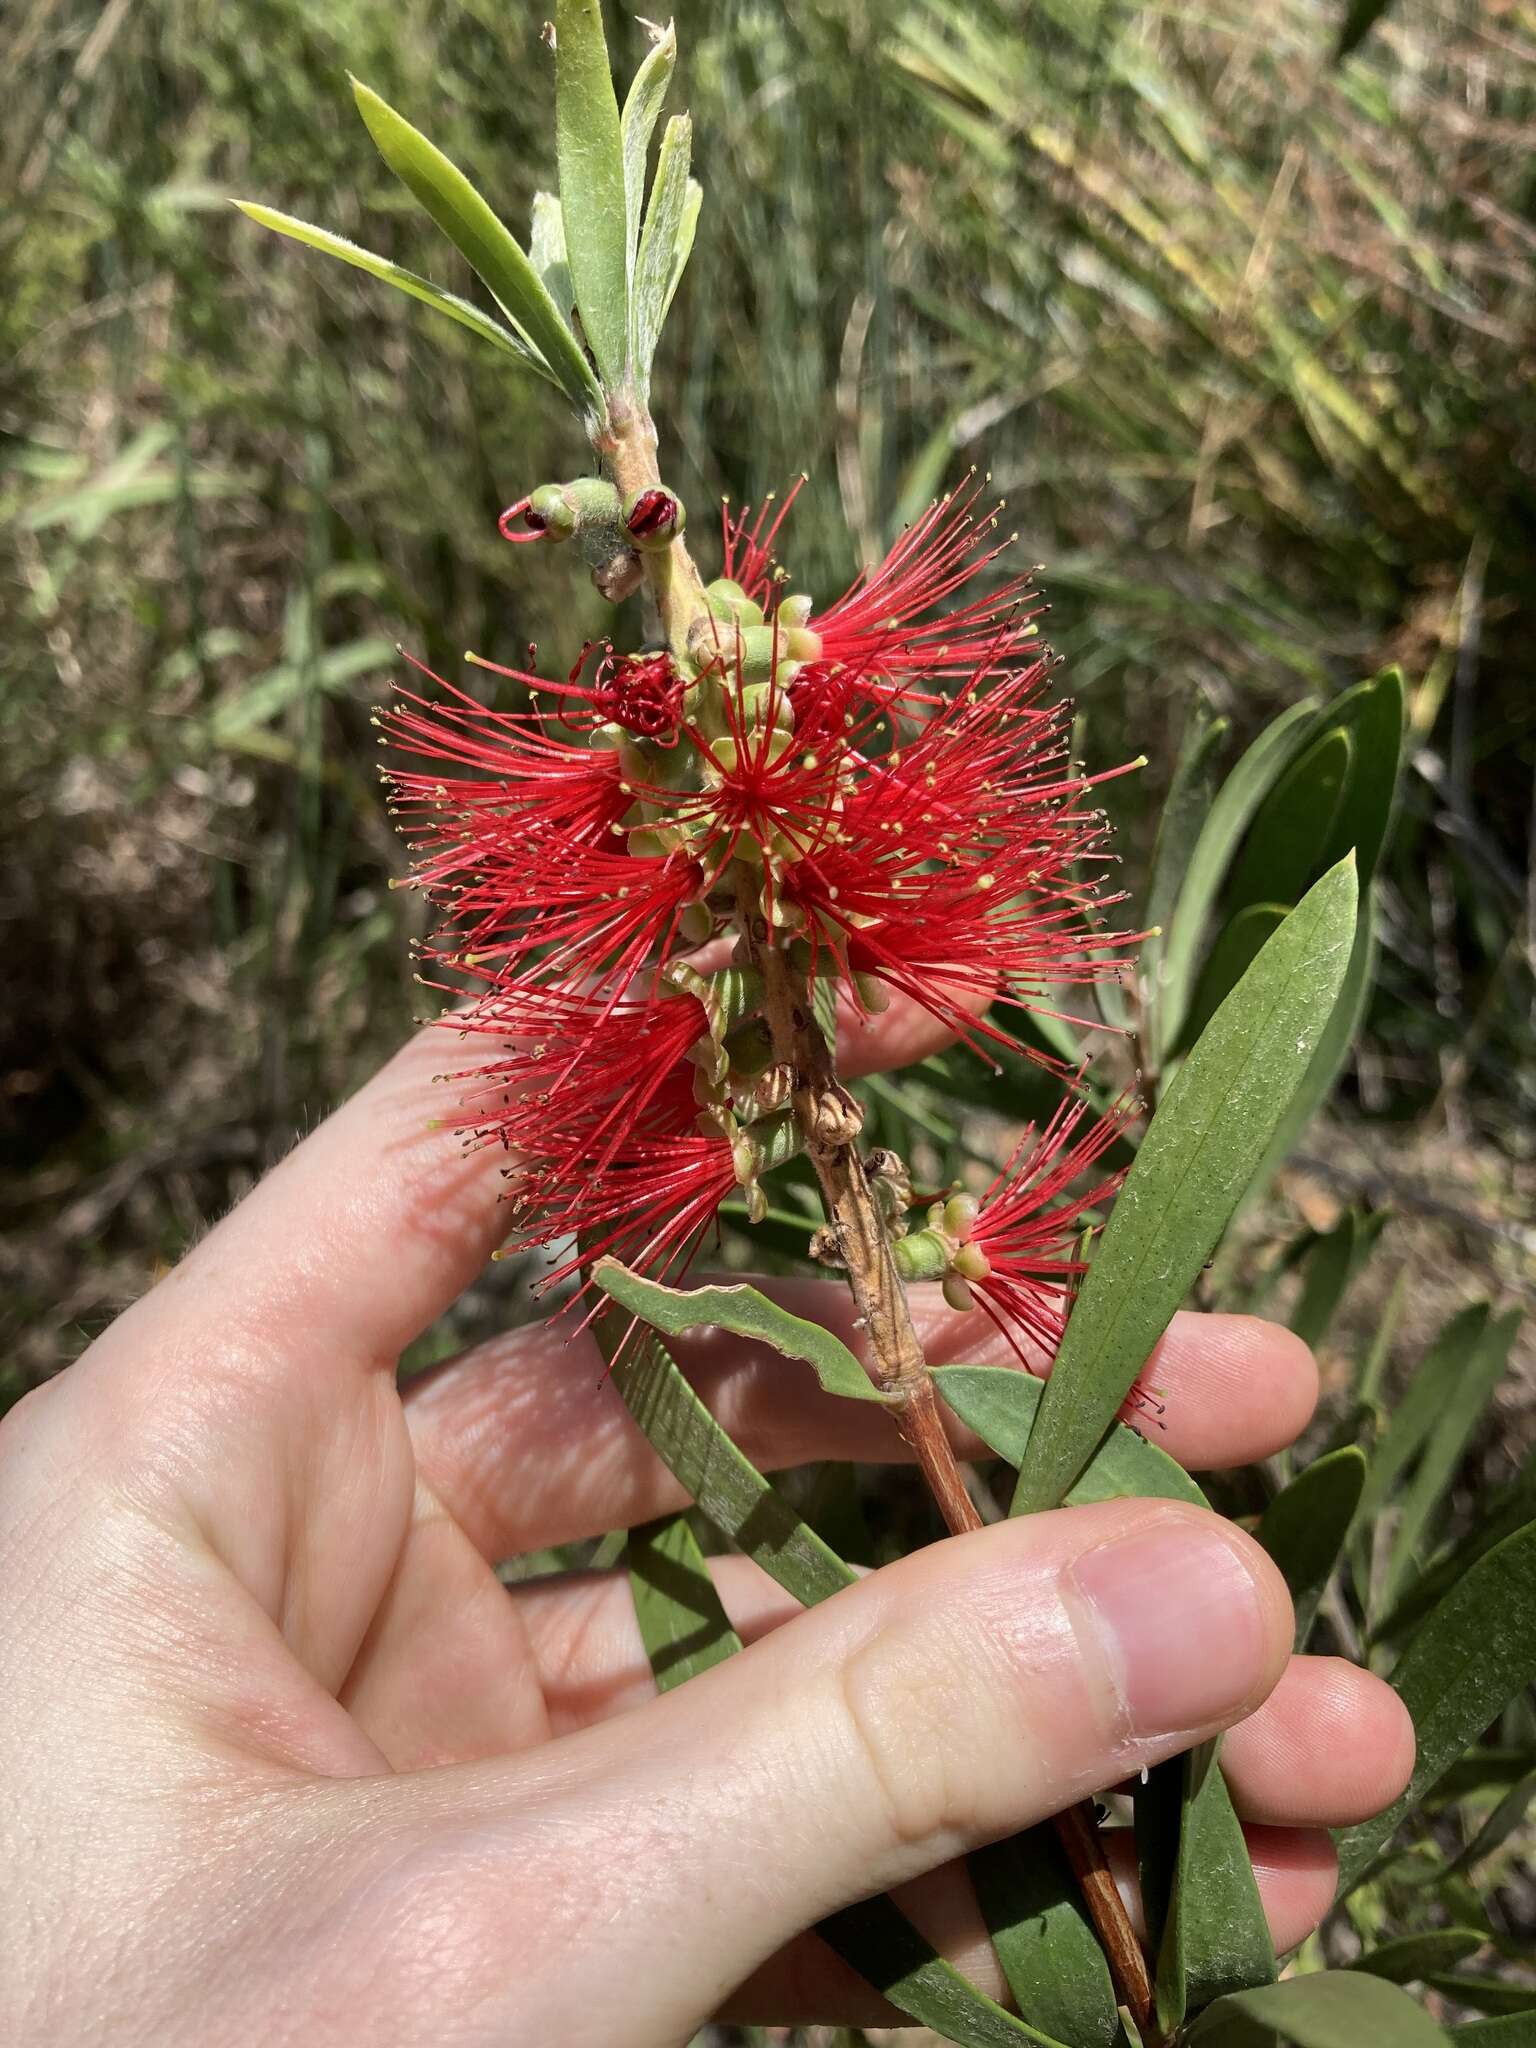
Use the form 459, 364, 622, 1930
1355, 1303, 1491, 1528
633, 113, 694, 392
554, 0, 630, 389
1013, 856, 1359, 1516
1348, 1929, 1486, 1984
1381, 1309, 1522, 1609
620, 19, 676, 271
1187, 1970, 1450, 2045
348, 79, 603, 415
1448, 2018, 1536, 2044
935, 1367, 1272, 2028
627, 1512, 743, 1689
601, 1323, 1067, 2046
1335, 1520, 1536, 1893
662, 176, 703, 330
529, 191, 577, 328
594, 1260, 895, 1404
232, 205, 557, 379
1316, 668, 1406, 887
1158, 695, 1320, 1050
1257, 1446, 1367, 1648
968, 1831, 1123, 2048
1225, 724, 1355, 920
1141, 705, 1228, 1073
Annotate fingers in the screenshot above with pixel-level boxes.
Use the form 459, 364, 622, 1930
516, 1560, 1413, 1825
405, 1285, 1317, 1559
381, 1501, 1292, 2042
1219, 1655, 1416, 1827
108, 980, 988, 1375
721, 1826, 1340, 2027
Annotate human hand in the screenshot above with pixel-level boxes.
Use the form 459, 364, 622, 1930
1, 1011, 1413, 2047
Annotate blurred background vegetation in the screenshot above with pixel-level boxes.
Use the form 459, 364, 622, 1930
4, 0, 1535, 2021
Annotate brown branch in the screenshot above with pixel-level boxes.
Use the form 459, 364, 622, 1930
737, 885, 1157, 2039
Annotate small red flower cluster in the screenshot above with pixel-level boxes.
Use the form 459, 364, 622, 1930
384, 479, 1139, 1349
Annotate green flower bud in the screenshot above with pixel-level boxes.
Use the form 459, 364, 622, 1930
704, 578, 765, 626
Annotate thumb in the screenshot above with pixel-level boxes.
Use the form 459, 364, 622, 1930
378, 1499, 1291, 2047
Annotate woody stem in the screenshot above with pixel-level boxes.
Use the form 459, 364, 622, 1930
619, 395, 1156, 2037
736, 883, 1157, 2039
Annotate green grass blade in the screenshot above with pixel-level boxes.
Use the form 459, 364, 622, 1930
349, 77, 602, 415
1012, 857, 1359, 1516
554, 0, 630, 390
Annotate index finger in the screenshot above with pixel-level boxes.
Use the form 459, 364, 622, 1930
106, 983, 990, 1374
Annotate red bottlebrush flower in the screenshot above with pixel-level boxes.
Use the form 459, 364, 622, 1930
383, 653, 703, 998
782, 658, 1144, 1044
961, 1089, 1131, 1356
722, 475, 1044, 712
514, 1126, 742, 1290
437, 984, 710, 1176
894, 1087, 1132, 1359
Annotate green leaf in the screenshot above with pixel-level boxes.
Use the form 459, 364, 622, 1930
1158, 695, 1321, 1051
1334, 1520, 1536, 1893
1348, 1930, 1486, 1984
554, 0, 630, 389
1240, 893, 1378, 1217
1427, 1982, 1536, 2020
1438, 1765, 1536, 1879
626, 1512, 743, 1690
620, 19, 676, 269
1180, 902, 1288, 1052
633, 112, 694, 392
1289, 1208, 1390, 1353
348, 79, 602, 415
969, 1831, 1122, 2048
1356, 1304, 1492, 1528
1374, 1456, 1536, 1646
605, 1328, 855, 1607
936, 1364, 1271, 2023
529, 191, 577, 327
1256, 1446, 1366, 1648
593, 1261, 894, 1404
603, 1326, 1062, 2045
1140, 704, 1229, 1073
817, 1893, 1073, 2048
1012, 858, 1359, 1516
931, 1364, 1207, 1509
232, 205, 552, 375
1188, 1970, 1450, 2045
1381, 1309, 1521, 1608
1317, 668, 1406, 887
1449, 2020, 1536, 2045
1148, 1743, 1277, 2027
1227, 725, 1355, 919
663, 176, 702, 329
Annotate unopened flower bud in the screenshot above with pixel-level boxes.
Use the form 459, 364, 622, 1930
704, 578, 764, 626
623, 486, 685, 549
523, 482, 576, 539
942, 1271, 976, 1313
951, 1240, 992, 1283
777, 591, 814, 629
943, 1193, 981, 1239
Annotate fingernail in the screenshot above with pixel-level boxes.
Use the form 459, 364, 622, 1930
1070, 1518, 1271, 1736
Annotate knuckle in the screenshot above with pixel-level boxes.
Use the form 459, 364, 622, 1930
835, 1614, 977, 1851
